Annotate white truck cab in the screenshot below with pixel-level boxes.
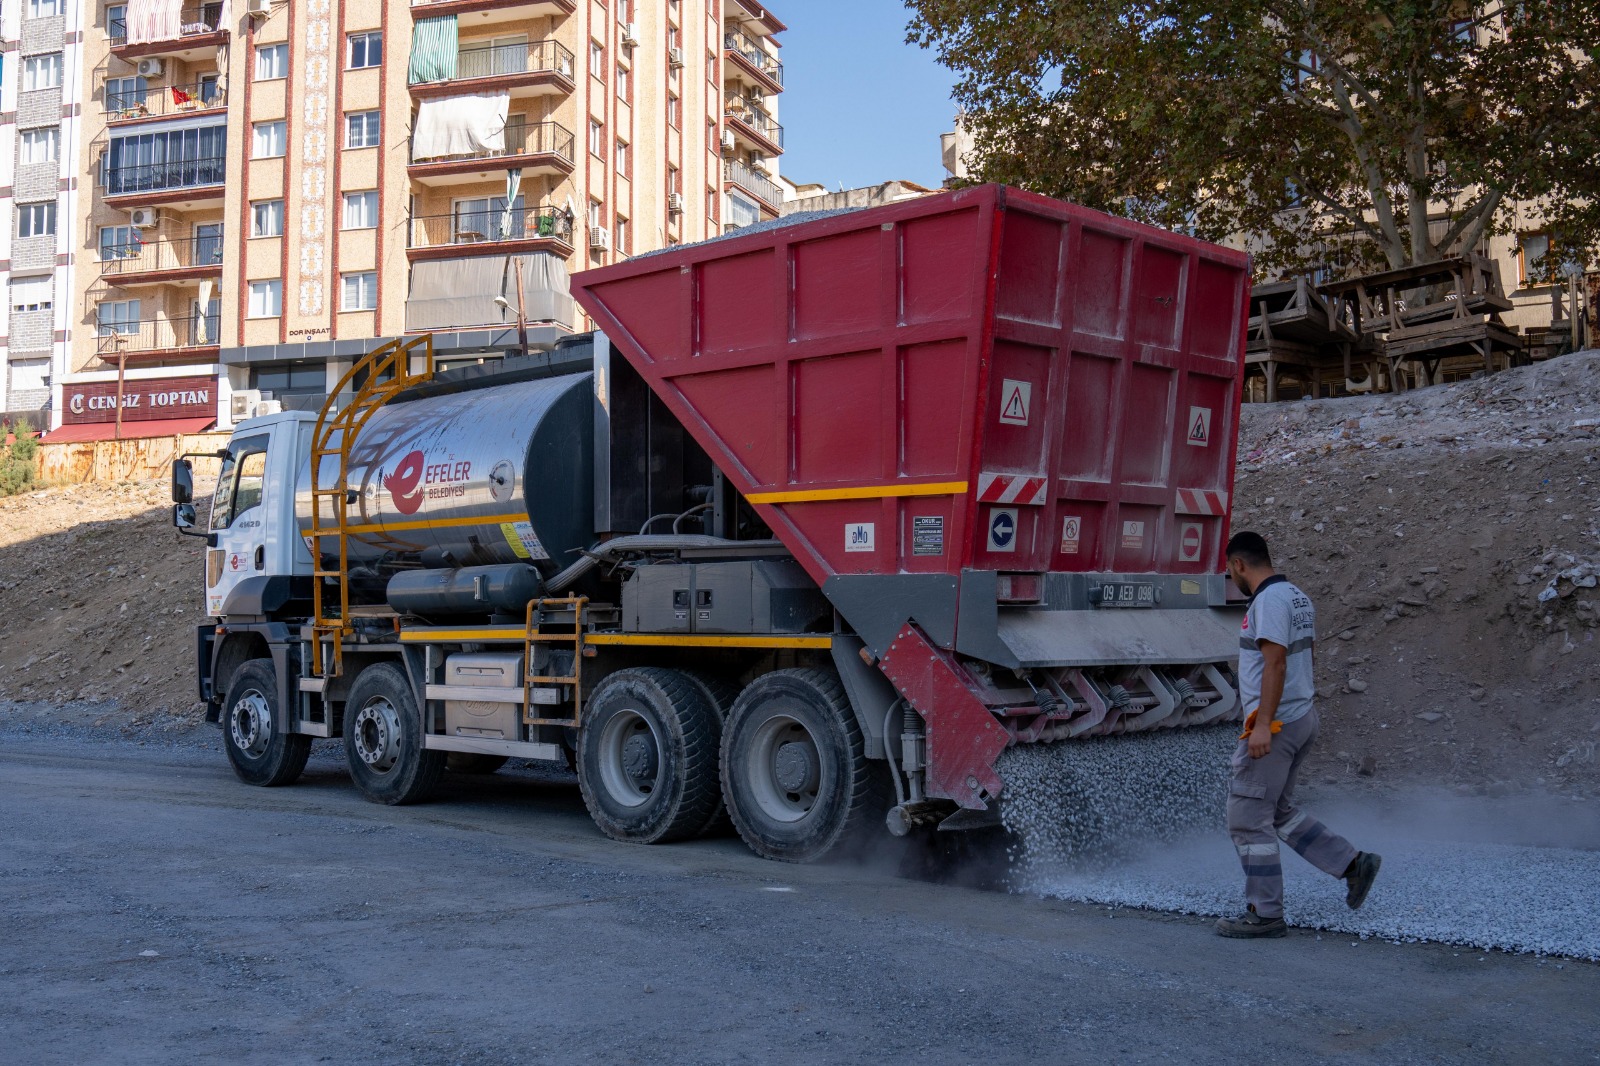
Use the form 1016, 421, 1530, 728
173, 410, 316, 620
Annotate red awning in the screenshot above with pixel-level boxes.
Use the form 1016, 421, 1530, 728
42, 417, 218, 443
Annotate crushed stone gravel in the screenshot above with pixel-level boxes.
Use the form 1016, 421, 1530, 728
1000, 734, 1600, 960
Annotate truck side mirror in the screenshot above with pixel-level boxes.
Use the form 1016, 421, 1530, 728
172, 458, 194, 504
174, 502, 197, 529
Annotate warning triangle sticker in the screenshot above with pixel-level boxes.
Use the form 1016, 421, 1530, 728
1187, 405, 1211, 445
1190, 413, 1206, 440
999, 379, 1031, 426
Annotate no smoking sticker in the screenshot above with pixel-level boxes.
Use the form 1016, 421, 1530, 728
1060, 515, 1082, 555
1121, 520, 1145, 550
1187, 405, 1212, 446
999, 379, 1032, 426
1178, 521, 1203, 562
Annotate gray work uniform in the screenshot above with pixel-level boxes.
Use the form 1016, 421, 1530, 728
1228, 574, 1357, 919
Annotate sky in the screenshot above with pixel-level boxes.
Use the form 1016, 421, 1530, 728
772, 0, 959, 192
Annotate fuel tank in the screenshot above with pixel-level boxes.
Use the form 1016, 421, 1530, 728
295, 372, 593, 576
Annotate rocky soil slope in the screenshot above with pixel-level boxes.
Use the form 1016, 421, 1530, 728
2, 353, 1598, 793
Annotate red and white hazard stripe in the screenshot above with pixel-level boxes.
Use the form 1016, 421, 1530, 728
1175, 488, 1229, 515
976, 472, 1048, 506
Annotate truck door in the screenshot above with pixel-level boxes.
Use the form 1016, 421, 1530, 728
206, 433, 270, 617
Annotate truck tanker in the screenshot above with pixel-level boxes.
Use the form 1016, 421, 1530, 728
171, 185, 1251, 862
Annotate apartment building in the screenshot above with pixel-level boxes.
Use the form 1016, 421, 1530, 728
1, 0, 84, 430
56, 0, 786, 438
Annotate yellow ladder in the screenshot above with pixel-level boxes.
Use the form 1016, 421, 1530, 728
522, 596, 589, 727
308, 335, 435, 678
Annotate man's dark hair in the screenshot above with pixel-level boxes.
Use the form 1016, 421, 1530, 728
1225, 530, 1272, 568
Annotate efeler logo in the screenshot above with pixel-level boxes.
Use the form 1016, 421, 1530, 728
383, 450, 426, 515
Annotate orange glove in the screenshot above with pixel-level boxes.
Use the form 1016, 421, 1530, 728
1240, 709, 1283, 740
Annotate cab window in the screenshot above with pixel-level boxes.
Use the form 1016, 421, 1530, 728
210, 436, 269, 531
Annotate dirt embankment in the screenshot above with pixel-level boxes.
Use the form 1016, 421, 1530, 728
2, 354, 1598, 792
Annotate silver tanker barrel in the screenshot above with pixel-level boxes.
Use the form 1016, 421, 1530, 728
295, 372, 594, 606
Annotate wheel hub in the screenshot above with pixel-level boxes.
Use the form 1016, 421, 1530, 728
229, 691, 272, 759
747, 715, 821, 823
773, 740, 820, 795
352, 697, 403, 773
598, 709, 661, 808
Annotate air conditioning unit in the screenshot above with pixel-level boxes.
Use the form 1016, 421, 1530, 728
589, 226, 610, 251
666, 192, 683, 214
750, 152, 767, 172
622, 22, 639, 47
128, 207, 161, 228
137, 58, 164, 78
668, 46, 684, 69
230, 389, 262, 420
255, 399, 283, 416
247, 0, 272, 16
749, 87, 764, 103
719, 129, 735, 155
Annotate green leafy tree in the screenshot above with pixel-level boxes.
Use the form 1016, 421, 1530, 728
0, 419, 39, 497
909, 0, 1600, 276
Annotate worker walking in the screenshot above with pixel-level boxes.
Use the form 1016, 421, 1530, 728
1216, 531, 1381, 938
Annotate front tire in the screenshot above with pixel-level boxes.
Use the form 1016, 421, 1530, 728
721, 669, 888, 863
577, 668, 721, 844
343, 662, 444, 805
223, 658, 311, 787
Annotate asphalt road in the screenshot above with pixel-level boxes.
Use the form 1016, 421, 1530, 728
2, 729, 1595, 1066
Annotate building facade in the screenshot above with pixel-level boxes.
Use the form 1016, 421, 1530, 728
1, 0, 85, 429
55, 0, 786, 438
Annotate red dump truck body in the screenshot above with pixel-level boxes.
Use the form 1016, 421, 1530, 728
574, 183, 1251, 587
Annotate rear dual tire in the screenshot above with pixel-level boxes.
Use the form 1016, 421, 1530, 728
720, 669, 889, 864
577, 668, 723, 844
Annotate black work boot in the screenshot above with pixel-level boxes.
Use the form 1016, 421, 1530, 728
1344, 852, 1382, 910
1215, 908, 1287, 938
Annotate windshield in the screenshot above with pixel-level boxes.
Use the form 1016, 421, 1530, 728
210, 436, 269, 531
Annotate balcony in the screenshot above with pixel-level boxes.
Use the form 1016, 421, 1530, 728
106, 81, 227, 125
408, 207, 574, 262
110, 4, 228, 62
97, 316, 222, 363
724, 31, 783, 94
725, 103, 784, 154
101, 157, 227, 208
409, 120, 575, 186
100, 235, 225, 285
410, 0, 576, 22
409, 39, 577, 99
724, 160, 782, 212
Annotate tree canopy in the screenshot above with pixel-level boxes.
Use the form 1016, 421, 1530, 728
908, 0, 1600, 277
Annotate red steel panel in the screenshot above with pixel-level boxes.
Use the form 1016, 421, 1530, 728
572, 184, 1250, 585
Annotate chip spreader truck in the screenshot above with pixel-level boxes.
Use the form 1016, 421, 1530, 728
172, 184, 1251, 861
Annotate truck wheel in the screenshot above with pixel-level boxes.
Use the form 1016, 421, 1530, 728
577, 668, 721, 844
223, 658, 311, 787
681, 672, 738, 837
446, 753, 509, 774
721, 669, 889, 863
343, 663, 445, 805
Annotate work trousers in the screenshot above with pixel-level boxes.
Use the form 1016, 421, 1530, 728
1227, 708, 1358, 919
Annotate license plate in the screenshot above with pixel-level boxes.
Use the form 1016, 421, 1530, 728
1098, 581, 1155, 608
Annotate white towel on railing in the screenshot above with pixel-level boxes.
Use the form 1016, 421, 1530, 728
127, 0, 182, 45
412, 93, 510, 161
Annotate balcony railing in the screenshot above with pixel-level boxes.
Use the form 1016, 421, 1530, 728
724, 160, 782, 209
109, 4, 227, 47
457, 38, 574, 81
725, 30, 783, 87
102, 157, 226, 196
106, 81, 227, 120
96, 316, 222, 356
411, 207, 574, 249
725, 104, 784, 150
410, 119, 575, 166
100, 235, 225, 277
